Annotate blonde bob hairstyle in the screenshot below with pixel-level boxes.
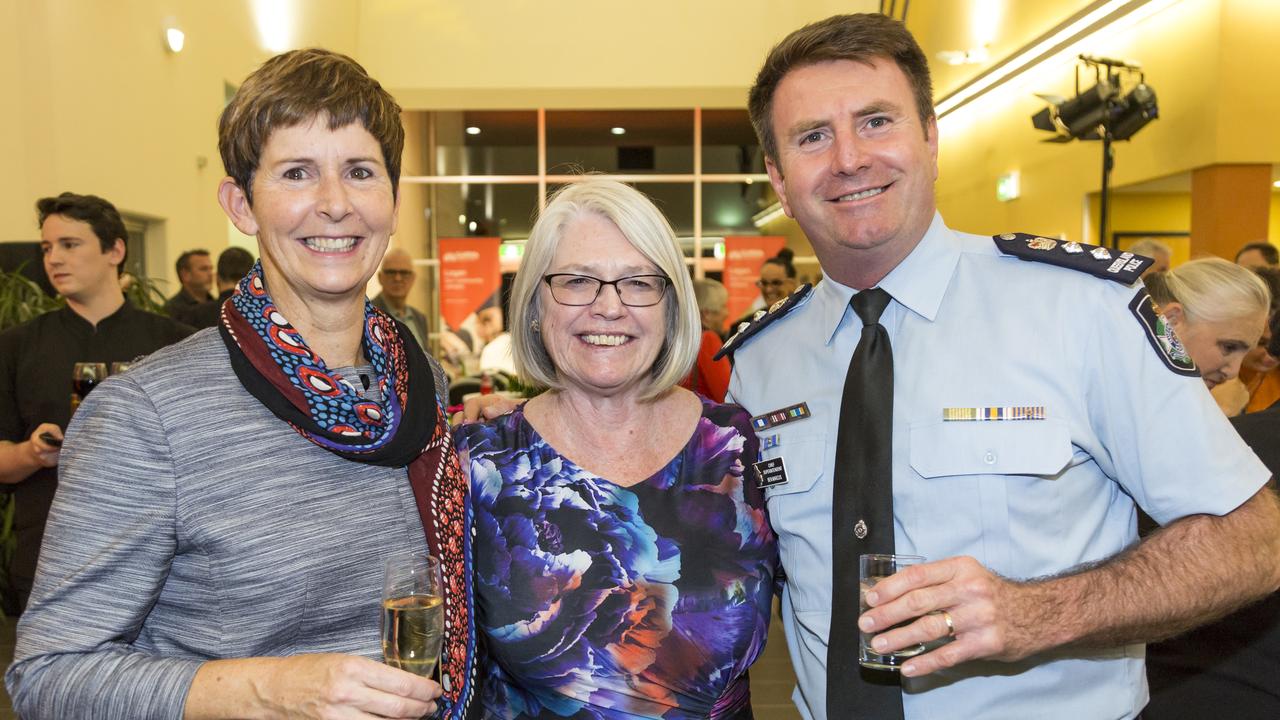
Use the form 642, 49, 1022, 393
509, 179, 701, 400
1144, 257, 1271, 325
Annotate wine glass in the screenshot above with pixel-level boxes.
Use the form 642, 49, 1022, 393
70, 362, 109, 412
109, 360, 135, 375
381, 552, 444, 677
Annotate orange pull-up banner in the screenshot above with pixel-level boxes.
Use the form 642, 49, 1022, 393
439, 237, 501, 329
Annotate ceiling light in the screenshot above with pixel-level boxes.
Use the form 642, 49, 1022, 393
465, 126, 481, 136
611, 127, 627, 135
164, 26, 185, 53
1273, 180, 1280, 189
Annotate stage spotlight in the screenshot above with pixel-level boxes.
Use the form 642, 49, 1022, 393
1056, 81, 1117, 139
1110, 83, 1159, 141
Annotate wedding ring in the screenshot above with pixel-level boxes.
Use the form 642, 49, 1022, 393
942, 610, 957, 638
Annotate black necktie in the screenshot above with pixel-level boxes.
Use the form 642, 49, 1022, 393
828, 287, 902, 720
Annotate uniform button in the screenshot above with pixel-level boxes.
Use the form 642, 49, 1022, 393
983, 451, 997, 465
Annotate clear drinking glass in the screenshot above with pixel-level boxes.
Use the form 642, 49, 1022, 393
381, 553, 444, 677
859, 553, 927, 671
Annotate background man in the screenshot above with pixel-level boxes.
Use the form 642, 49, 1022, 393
163, 249, 214, 317
1235, 241, 1279, 269
176, 246, 255, 329
372, 247, 429, 348
0, 192, 192, 612
727, 14, 1280, 720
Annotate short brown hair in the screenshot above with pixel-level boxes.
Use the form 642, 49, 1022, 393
748, 13, 934, 164
36, 192, 128, 274
218, 48, 404, 204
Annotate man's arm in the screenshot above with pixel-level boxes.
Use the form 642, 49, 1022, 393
861, 481, 1280, 677
0, 425, 61, 484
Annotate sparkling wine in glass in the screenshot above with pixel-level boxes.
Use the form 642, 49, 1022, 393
381, 552, 444, 677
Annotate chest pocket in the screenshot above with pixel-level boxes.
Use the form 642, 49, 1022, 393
909, 419, 1071, 478
907, 418, 1071, 577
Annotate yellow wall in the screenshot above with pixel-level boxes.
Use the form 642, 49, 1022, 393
0, 0, 362, 289
925, 0, 1280, 246
357, 0, 872, 109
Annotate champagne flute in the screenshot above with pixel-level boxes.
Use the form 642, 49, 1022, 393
381, 552, 444, 677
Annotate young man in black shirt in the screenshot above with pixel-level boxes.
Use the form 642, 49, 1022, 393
0, 192, 192, 612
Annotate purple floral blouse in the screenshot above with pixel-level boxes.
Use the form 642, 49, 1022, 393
455, 399, 778, 719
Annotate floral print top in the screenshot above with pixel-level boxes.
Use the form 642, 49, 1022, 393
456, 399, 778, 719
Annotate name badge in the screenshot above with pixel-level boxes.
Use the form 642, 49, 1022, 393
753, 457, 789, 489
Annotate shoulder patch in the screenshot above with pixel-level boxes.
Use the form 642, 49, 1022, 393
714, 284, 813, 361
993, 232, 1152, 285
1129, 288, 1200, 377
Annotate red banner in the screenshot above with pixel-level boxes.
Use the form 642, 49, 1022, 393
723, 236, 786, 324
439, 237, 500, 330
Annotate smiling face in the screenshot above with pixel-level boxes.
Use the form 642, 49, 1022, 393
40, 215, 125, 304
220, 117, 398, 320
766, 58, 938, 287
1168, 304, 1268, 389
758, 262, 793, 306
539, 212, 669, 398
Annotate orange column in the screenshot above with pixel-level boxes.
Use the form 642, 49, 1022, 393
1190, 164, 1272, 259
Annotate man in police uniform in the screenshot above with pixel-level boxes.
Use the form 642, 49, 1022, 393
726, 14, 1280, 719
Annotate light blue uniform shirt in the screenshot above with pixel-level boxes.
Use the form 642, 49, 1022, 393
728, 214, 1269, 720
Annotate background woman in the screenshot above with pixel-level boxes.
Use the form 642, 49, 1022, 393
1143, 257, 1270, 392
7, 49, 476, 720
1141, 256, 1275, 720
456, 180, 777, 719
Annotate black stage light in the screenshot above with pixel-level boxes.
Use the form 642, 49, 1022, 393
1056, 80, 1117, 138
1031, 105, 1058, 133
1109, 83, 1159, 141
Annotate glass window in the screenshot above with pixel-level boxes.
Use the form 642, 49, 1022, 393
701, 109, 765, 174
546, 110, 694, 174
430, 183, 540, 240
431, 110, 538, 176
701, 181, 770, 236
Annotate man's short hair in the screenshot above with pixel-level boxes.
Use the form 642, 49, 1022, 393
175, 249, 210, 277
35, 192, 128, 274
218, 48, 404, 205
216, 247, 255, 283
748, 13, 934, 164
1236, 242, 1279, 266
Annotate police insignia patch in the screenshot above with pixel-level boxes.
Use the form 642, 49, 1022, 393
993, 232, 1152, 284
1129, 289, 1200, 377
715, 283, 813, 361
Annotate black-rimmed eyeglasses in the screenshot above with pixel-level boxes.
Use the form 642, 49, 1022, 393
543, 273, 670, 307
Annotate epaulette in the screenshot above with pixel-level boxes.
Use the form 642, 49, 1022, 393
993, 232, 1151, 284
714, 283, 813, 361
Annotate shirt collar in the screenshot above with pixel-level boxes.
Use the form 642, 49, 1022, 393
816, 212, 960, 345
58, 297, 136, 333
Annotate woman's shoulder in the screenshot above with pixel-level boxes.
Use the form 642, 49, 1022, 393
452, 404, 526, 451
695, 395, 754, 435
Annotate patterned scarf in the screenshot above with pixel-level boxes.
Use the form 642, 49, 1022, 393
218, 263, 478, 718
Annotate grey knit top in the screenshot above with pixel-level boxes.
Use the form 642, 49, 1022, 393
6, 328, 448, 719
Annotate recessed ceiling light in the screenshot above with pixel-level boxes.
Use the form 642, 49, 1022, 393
465, 126, 481, 135
1273, 180, 1280, 189
611, 127, 626, 135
